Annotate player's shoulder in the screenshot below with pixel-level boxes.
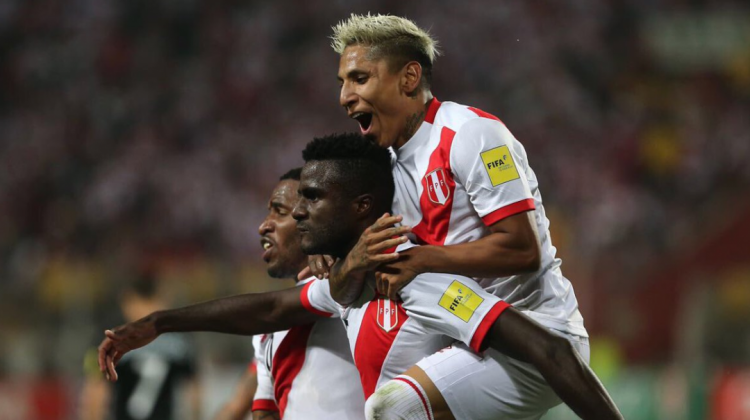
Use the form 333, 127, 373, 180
434, 100, 505, 133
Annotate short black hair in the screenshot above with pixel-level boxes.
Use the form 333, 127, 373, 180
279, 167, 302, 181
302, 133, 394, 213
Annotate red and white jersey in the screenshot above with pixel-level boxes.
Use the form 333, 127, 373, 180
301, 271, 508, 399
252, 278, 365, 419
391, 98, 586, 337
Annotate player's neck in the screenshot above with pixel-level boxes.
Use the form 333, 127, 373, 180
293, 263, 309, 283
393, 91, 434, 149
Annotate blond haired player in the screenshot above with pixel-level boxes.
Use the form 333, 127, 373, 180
309, 14, 622, 419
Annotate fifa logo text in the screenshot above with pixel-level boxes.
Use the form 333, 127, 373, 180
486, 156, 508, 169
449, 294, 464, 311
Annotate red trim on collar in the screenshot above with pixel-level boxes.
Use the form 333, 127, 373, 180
424, 98, 441, 124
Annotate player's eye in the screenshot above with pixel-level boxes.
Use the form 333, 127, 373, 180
301, 190, 318, 201
356, 76, 368, 84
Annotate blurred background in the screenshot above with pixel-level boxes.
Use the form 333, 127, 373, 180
1, 0, 749, 419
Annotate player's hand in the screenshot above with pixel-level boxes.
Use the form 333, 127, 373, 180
375, 247, 423, 300
299, 255, 336, 280
344, 213, 411, 274
97, 316, 159, 382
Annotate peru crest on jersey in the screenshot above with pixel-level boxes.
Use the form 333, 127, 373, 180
376, 298, 399, 332
425, 167, 451, 205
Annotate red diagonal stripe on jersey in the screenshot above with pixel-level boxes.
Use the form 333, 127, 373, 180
272, 324, 314, 418
412, 127, 457, 246
354, 298, 408, 398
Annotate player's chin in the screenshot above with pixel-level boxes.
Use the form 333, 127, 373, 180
267, 262, 291, 279
299, 239, 319, 256
363, 132, 388, 149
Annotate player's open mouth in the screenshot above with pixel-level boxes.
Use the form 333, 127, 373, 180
351, 112, 373, 134
260, 238, 274, 260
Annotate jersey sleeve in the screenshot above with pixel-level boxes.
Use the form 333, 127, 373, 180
300, 279, 341, 318
400, 272, 511, 353
451, 117, 536, 226
251, 335, 279, 413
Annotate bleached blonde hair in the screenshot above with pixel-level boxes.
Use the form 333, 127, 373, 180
331, 13, 440, 63
331, 14, 440, 86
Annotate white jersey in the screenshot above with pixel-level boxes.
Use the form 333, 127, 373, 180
391, 98, 586, 337
252, 278, 365, 419
301, 269, 510, 399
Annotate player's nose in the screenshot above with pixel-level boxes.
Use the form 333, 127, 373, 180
292, 202, 307, 221
258, 217, 273, 235
340, 82, 357, 109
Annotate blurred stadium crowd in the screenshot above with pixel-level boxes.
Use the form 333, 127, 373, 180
1, 0, 749, 418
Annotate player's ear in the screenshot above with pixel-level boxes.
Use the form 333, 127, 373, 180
353, 194, 374, 218
401, 61, 422, 97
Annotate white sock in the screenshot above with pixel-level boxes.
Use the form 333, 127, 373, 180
365, 375, 434, 420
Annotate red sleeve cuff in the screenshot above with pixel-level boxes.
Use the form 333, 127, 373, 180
300, 281, 334, 318
482, 199, 535, 226
252, 399, 279, 412
247, 360, 257, 374
469, 301, 511, 353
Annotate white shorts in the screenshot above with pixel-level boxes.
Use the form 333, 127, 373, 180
416, 332, 590, 420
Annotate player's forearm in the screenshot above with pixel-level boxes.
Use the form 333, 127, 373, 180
214, 403, 252, 420
412, 233, 540, 279
329, 258, 368, 306
154, 289, 314, 336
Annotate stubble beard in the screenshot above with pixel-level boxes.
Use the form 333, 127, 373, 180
403, 110, 426, 142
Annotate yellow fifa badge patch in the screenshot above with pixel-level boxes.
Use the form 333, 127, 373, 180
481, 145, 520, 186
438, 281, 484, 322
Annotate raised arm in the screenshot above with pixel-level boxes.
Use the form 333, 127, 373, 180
416, 210, 540, 277
376, 211, 539, 300
98, 286, 316, 382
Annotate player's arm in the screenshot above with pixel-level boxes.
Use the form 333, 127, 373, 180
98, 287, 316, 382
376, 211, 540, 299
487, 307, 623, 420
213, 367, 257, 420
412, 211, 539, 275
328, 213, 410, 305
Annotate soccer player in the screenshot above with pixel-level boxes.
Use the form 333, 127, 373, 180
99, 135, 620, 420
80, 275, 200, 420
315, 13, 619, 420
242, 168, 365, 420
